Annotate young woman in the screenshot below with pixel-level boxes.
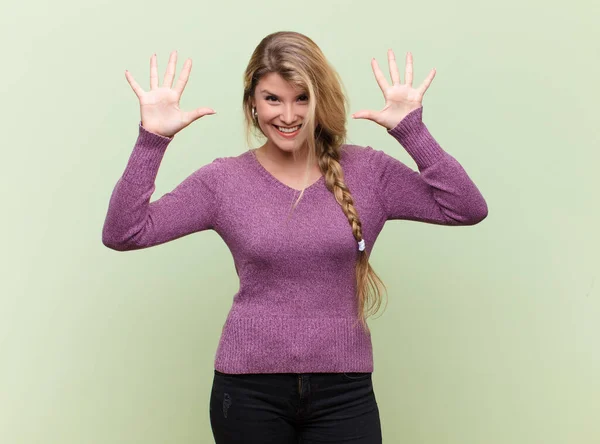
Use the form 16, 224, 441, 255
103, 31, 488, 444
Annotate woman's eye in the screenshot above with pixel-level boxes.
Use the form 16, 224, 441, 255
265, 95, 308, 102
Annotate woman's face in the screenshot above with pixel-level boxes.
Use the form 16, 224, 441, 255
252, 72, 309, 153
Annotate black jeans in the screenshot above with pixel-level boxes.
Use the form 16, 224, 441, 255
209, 369, 382, 443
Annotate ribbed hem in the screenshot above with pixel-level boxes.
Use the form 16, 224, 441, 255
121, 122, 174, 185
214, 316, 374, 374
387, 106, 446, 169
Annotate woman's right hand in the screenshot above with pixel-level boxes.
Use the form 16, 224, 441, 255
125, 51, 216, 138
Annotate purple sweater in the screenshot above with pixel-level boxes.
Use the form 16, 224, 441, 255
102, 106, 488, 374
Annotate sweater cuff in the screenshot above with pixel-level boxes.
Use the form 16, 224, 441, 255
386, 107, 446, 170
122, 122, 174, 184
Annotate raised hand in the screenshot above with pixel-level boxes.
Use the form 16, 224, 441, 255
125, 51, 216, 138
352, 50, 436, 130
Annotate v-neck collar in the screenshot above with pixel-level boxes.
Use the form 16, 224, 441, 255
248, 149, 325, 193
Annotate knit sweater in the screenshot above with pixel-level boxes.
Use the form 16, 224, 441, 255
102, 106, 488, 374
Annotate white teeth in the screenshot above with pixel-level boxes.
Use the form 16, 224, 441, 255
276, 125, 300, 133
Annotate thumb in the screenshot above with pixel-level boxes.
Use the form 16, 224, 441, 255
183, 107, 217, 125
351, 110, 376, 120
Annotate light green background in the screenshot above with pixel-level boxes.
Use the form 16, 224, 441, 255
2, 0, 598, 443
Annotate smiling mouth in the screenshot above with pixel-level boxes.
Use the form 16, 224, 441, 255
273, 124, 302, 133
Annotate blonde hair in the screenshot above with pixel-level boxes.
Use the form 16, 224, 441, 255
242, 31, 388, 334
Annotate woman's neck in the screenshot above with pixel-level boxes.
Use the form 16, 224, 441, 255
255, 142, 320, 175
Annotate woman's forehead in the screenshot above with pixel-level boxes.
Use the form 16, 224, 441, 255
257, 73, 304, 95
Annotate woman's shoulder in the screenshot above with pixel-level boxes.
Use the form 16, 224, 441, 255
202, 149, 253, 171
340, 143, 376, 167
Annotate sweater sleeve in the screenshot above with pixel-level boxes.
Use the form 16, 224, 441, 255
367, 106, 488, 225
102, 122, 223, 251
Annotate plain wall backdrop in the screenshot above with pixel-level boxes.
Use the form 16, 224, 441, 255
1, 0, 598, 443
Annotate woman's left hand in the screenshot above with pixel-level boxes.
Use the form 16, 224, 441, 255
352, 50, 436, 130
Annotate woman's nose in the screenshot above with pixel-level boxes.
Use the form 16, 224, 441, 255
280, 104, 299, 124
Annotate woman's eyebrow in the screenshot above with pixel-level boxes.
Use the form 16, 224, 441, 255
260, 89, 306, 97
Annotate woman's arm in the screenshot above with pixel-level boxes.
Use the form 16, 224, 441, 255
102, 122, 223, 251
368, 107, 488, 225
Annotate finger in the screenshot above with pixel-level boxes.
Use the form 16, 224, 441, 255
405, 52, 413, 87
388, 49, 401, 85
163, 50, 177, 88
150, 53, 159, 90
371, 58, 390, 94
125, 70, 145, 99
174, 58, 192, 97
417, 68, 436, 96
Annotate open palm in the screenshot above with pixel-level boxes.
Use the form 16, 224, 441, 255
352, 50, 436, 130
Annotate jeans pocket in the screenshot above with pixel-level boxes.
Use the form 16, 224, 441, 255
341, 372, 372, 381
